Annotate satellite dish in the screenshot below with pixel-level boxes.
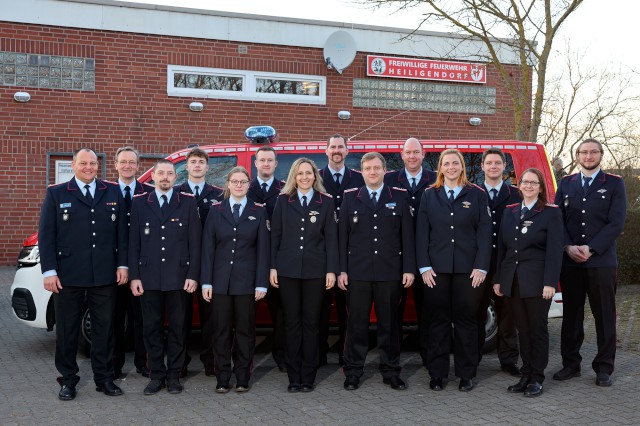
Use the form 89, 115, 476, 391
323, 31, 357, 75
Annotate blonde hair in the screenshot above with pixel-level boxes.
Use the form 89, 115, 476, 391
223, 166, 250, 199
281, 157, 326, 196
433, 149, 469, 188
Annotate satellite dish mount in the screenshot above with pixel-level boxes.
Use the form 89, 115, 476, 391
323, 31, 357, 75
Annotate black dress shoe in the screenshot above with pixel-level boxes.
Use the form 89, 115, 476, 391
523, 382, 543, 397
96, 381, 123, 396
459, 378, 475, 392
301, 384, 315, 392
507, 377, 529, 393
501, 364, 521, 377
287, 384, 301, 393
215, 383, 230, 393
596, 372, 612, 387
343, 376, 360, 390
58, 385, 76, 401
136, 366, 151, 378
383, 376, 406, 390
553, 367, 581, 381
429, 377, 443, 391
235, 383, 250, 393
167, 379, 183, 394
143, 379, 165, 395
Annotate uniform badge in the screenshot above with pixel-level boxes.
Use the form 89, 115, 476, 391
309, 211, 319, 223
63, 210, 69, 221
410, 206, 414, 217
266, 219, 271, 231
334, 211, 338, 223
203, 198, 208, 203
487, 206, 491, 217
597, 189, 607, 193
353, 211, 358, 223
522, 220, 533, 234
462, 201, 471, 209
60, 203, 71, 208
521, 227, 528, 234
564, 195, 569, 208
144, 222, 150, 235
248, 216, 256, 220
111, 213, 116, 222
385, 203, 396, 209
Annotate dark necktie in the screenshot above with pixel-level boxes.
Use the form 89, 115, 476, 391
411, 177, 417, 191
160, 194, 168, 216
194, 185, 200, 199
261, 182, 268, 194
448, 189, 455, 203
371, 191, 377, 207
84, 184, 93, 204
334, 173, 341, 186
301, 195, 308, 209
521, 206, 529, 220
124, 186, 132, 211
233, 203, 241, 223
583, 176, 592, 196
489, 188, 498, 207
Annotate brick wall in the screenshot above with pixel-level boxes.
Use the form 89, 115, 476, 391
0, 21, 529, 264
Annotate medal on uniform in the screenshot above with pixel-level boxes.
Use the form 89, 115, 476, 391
564, 195, 569, 208
144, 222, 150, 235
62, 210, 69, 221
522, 220, 532, 234
111, 213, 116, 222
203, 198, 208, 204
309, 211, 319, 223
353, 211, 358, 223
521, 227, 528, 234
462, 201, 471, 209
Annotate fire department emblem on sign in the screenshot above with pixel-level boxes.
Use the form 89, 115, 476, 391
471, 65, 484, 82
370, 57, 386, 75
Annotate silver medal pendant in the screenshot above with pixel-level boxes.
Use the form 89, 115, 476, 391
63, 213, 69, 221
353, 215, 358, 223
144, 227, 150, 235
111, 213, 116, 222
310, 216, 317, 223
521, 227, 528, 234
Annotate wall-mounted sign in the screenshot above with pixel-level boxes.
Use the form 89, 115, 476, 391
55, 160, 74, 184
367, 55, 487, 84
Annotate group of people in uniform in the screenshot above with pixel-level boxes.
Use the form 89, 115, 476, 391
39, 136, 626, 401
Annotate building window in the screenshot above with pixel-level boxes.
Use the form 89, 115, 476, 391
168, 65, 325, 105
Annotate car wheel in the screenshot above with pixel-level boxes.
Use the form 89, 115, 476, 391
80, 306, 92, 357
482, 300, 498, 353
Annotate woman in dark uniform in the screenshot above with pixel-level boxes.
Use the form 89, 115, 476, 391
493, 168, 563, 397
201, 166, 270, 393
270, 157, 339, 392
416, 149, 492, 392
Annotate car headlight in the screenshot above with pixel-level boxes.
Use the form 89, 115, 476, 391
17, 245, 39, 269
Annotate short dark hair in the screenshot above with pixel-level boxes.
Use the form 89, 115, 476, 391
327, 133, 346, 147
73, 147, 97, 161
255, 145, 277, 160
482, 147, 506, 164
186, 147, 208, 162
153, 159, 175, 172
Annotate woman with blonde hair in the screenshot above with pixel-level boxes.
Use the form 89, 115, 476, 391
270, 157, 339, 392
416, 149, 492, 392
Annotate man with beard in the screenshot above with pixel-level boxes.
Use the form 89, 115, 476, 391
383, 138, 436, 366
129, 160, 201, 394
319, 134, 364, 365
246, 146, 286, 371
553, 139, 626, 387
175, 148, 223, 376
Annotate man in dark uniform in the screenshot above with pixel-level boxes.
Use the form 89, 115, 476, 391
129, 159, 201, 395
39, 147, 128, 401
175, 148, 223, 376
553, 139, 626, 387
477, 148, 521, 375
113, 146, 149, 379
246, 145, 286, 371
338, 152, 415, 391
384, 137, 436, 365
319, 134, 364, 366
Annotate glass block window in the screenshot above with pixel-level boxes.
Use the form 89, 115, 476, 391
0, 51, 95, 91
168, 65, 326, 105
353, 78, 495, 114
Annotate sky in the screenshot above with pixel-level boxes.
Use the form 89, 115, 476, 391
115, 0, 639, 74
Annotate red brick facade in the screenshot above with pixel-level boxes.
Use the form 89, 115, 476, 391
0, 20, 529, 264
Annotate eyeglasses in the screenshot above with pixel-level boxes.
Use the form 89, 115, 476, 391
229, 180, 249, 186
520, 180, 540, 186
577, 150, 602, 156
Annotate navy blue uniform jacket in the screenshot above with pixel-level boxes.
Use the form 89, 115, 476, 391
495, 202, 564, 298
384, 168, 437, 218
320, 166, 364, 212
339, 186, 416, 281
247, 177, 285, 219
128, 191, 202, 291
486, 183, 522, 279
271, 191, 339, 279
175, 181, 223, 228
554, 172, 626, 268
416, 184, 492, 273
39, 178, 128, 287
201, 199, 270, 295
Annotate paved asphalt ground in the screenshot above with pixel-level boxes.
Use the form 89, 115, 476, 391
1, 265, 639, 425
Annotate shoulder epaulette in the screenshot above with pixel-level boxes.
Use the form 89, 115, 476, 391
212, 200, 222, 206
133, 192, 147, 198
180, 191, 195, 197
319, 191, 333, 198
48, 182, 65, 188
564, 173, 578, 179
103, 180, 118, 186
344, 187, 358, 193
392, 186, 407, 192
254, 202, 265, 207
143, 182, 155, 188
212, 184, 224, 190
606, 172, 622, 179
546, 203, 558, 208
351, 169, 363, 174
471, 183, 486, 192
506, 203, 519, 208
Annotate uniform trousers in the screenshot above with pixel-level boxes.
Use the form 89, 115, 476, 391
114, 284, 146, 372
212, 294, 255, 385
196, 290, 215, 365
140, 289, 189, 381
343, 280, 402, 379
266, 286, 286, 366
508, 279, 551, 383
278, 276, 326, 385
53, 284, 117, 386
411, 274, 429, 365
320, 286, 347, 361
560, 266, 617, 374
423, 273, 483, 379
477, 282, 518, 364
